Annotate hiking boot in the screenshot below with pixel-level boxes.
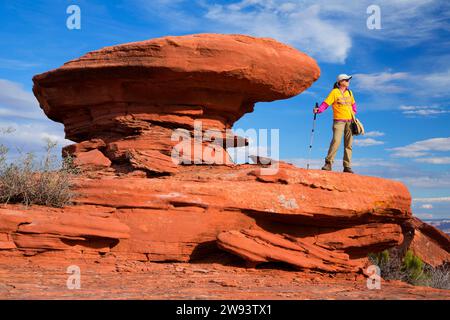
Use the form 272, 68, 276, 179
321, 161, 332, 171
343, 167, 354, 174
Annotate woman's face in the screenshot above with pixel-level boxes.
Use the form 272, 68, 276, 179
339, 79, 350, 88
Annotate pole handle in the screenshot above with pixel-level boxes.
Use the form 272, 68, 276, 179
314, 102, 318, 120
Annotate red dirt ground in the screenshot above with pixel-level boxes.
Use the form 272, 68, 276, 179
1, 254, 448, 300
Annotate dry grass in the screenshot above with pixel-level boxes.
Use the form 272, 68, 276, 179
0, 130, 79, 207
424, 264, 450, 290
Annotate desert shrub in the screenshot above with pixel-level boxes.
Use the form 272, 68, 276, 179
368, 249, 406, 280
368, 249, 450, 289
424, 263, 450, 290
0, 133, 79, 207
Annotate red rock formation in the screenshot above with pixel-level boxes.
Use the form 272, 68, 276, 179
216, 228, 363, 273
1, 163, 438, 274
400, 217, 450, 267
33, 33, 320, 175
0, 204, 129, 262
1, 33, 447, 284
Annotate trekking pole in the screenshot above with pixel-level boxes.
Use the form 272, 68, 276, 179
306, 102, 318, 170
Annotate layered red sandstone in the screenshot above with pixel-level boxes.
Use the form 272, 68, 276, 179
33, 33, 320, 174
0, 34, 447, 290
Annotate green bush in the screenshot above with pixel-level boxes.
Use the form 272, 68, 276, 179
402, 250, 425, 284
369, 250, 390, 266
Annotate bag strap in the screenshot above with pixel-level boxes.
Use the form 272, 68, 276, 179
348, 100, 356, 121
338, 88, 356, 121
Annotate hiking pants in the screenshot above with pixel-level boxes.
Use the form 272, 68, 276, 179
325, 120, 353, 168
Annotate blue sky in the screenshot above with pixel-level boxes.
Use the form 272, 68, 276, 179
0, 0, 449, 219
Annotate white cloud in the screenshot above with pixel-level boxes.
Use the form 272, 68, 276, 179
353, 69, 450, 98
413, 197, 450, 203
0, 79, 71, 160
278, 2, 297, 13
202, 2, 352, 63
0, 79, 45, 120
398, 175, 450, 188
400, 105, 449, 117
354, 138, 384, 147
350, 158, 399, 168
338, 157, 450, 189
399, 106, 416, 111
134, 0, 448, 63
353, 72, 410, 93
364, 131, 385, 137
422, 69, 450, 90
359, 0, 447, 44
415, 213, 434, 219
283, 157, 400, 169
420, 204, 433, 209
0, 120, 71, 160
414, 157, 450, 164
422, 69, 450, 97
389, 137, 450, 158
404, 110, 448, 116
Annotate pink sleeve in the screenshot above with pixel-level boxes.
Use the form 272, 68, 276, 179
317, 102, 329, 113
352, 102, 357, 114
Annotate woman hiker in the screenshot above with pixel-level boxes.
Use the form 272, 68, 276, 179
313, 74, 357, 174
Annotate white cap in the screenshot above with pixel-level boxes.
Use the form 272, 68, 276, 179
336, 74, 352, 82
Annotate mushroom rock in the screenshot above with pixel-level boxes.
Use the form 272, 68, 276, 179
33, 33, 320, 175
2, 33, 446, 278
